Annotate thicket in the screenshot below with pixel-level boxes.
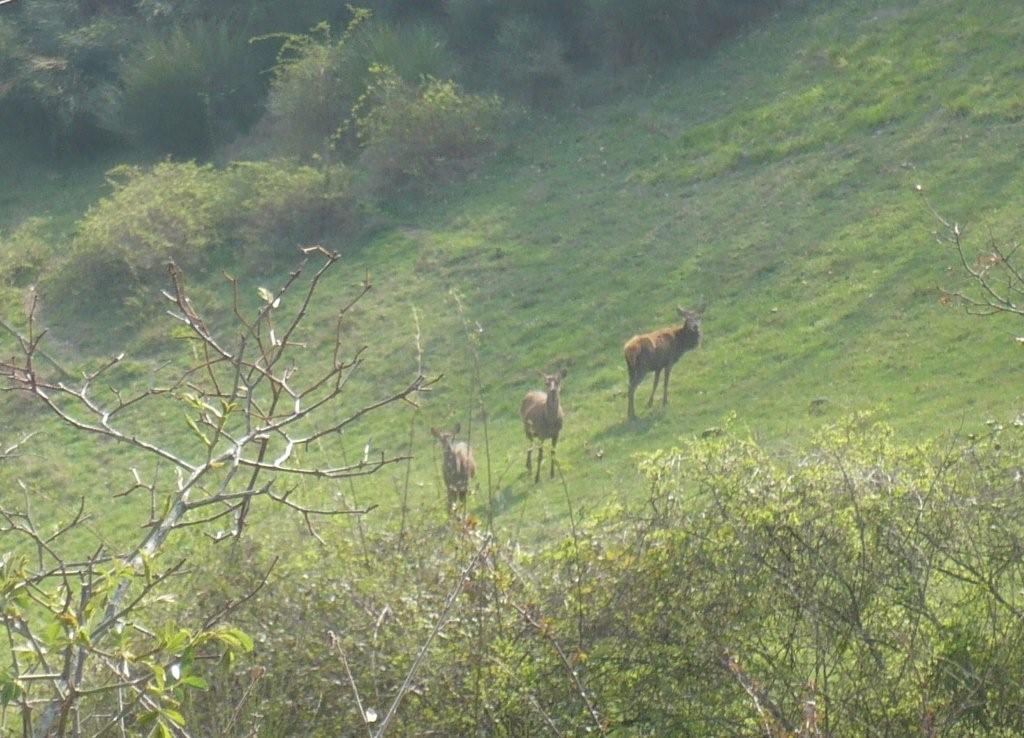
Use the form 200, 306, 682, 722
1, 0, 786, 307
168, 415, 1024, 736
34, 160, 365, 312
0, 249, 432, 737
353, 70, 506, 197
0, 0, 791, 157
260, 14, 461, 162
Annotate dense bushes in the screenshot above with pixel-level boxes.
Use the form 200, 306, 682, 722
354, 71, 506, 196
2, 0, 792, 156
229, 161, 364, 252
173, 415, 1024, 736
0, 3, 130, 152
117, 24, 264, 156
49, 160, 366, 309
263, 16, 460, 161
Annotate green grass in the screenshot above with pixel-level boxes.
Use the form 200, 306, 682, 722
3, 0, 1024, 547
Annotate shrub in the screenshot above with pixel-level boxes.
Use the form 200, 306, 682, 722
59, 162, 235, 302
346, 20, 458, 85
47, 160, 368, 312
227, 161, 366, 254
0, 7, 130, 152
118, 23, 263, 157
173, 416, 1024, 736
262, 15, 377, 161
0, 217, 54, 288
117, 31, 213, 156
491, 15, 572, 107
262, 15, 458, 161
355, 70, 506, 196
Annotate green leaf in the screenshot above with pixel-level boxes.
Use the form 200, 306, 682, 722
137, 709, 160, 729
162, 708, 186, 727
184, 415, 211, 447
150, 663, 166, 690
0, 671, 23, 708
179, 675, 208, 690
215, 626, 254, 653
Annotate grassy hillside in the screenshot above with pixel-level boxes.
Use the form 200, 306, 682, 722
3, 0, 1024, 545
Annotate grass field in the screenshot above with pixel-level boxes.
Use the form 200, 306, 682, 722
3, 0, 1024, 547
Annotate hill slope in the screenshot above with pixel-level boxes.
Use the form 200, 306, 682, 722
3, 0, 1024, 542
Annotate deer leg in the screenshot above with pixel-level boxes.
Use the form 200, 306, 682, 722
526, 439, 533, 472
662, 366, 671, 407
627, 377, 639, 420
535, 445, 543, 484
549, 434, 558, 479
647, 369, 661, 407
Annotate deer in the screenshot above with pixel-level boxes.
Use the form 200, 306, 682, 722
624, 306, 703, 421
431, 423, 476, 514
520, 368, 566, 483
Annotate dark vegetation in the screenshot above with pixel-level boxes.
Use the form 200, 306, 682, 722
5, 0, 1024, 735
1, 0, 788, 158
181, 415, 1024, 736
1, 0, 789, 321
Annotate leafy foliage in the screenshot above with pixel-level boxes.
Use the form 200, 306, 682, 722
227, 160, 367, 255
1, 0, 786, 155
0, 3, 129, 151
117, 23, 265, 156
261, 14, 459, 161
48, 160, 366, 313
174, 417, 1024, 736
354, 69, 506, 196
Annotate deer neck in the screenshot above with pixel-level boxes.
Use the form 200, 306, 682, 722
546, 388, 560, 416
675, 323, 698, 348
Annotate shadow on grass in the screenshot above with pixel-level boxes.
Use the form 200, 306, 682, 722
590, 410, 664, 442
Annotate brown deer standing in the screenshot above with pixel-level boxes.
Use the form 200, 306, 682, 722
624, 307, 702, 421
520, 368, 566, 483
431, 423, 476, 513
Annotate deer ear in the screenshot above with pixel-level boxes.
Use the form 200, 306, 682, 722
559, 367, 568, 379
452, 422, 461, 435
677, 305, 687, 316
430, 427, 440, 438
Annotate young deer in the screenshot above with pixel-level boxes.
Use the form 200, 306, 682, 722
624, 307, 702, 421
431, 423, 476, 513
519, 368, 566, 483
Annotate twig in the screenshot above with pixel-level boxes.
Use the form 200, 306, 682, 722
374, 537, 492, 737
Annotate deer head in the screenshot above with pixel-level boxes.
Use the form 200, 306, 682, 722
431, 422, 461, 451
539, 368, 567, 395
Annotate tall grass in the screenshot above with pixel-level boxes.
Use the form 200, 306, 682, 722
118, 23, 264, 157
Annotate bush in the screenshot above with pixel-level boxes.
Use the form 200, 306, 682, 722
0, 6, 131, 153
117, 31, 212, 156
346, 20, 458, 86
172, 416, 1024, 736
228, 161, 366, 254
262, 22, 363, 161
48, 160, 366, 311
0, 217, 54, 288
355, 71, 506, 196
491, 15, 572, 107
118, 23, 264, 157
263, 16, 458, 161
58, 162, 234, 306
